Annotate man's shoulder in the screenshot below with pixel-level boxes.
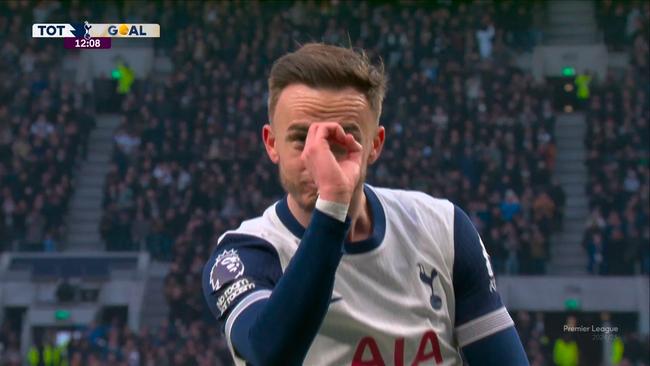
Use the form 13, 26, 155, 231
369, 185, 456, 235
217, 203, 292, 248
370, 185, 454, 216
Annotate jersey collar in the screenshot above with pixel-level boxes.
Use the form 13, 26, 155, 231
275, 184, 386, 254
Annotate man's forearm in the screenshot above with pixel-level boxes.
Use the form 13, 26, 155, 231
231, 208, 349, 365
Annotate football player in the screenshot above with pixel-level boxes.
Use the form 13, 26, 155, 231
203, 43, 529, 365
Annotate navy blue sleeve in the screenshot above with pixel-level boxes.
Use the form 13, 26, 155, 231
453, 205, 527, 363
453, 205, 503, 325
202, 234, 283, 327
206, 209, 350, 366
462, 327, 529, 365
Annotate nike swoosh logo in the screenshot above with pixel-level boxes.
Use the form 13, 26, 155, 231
330, 297, 343, 304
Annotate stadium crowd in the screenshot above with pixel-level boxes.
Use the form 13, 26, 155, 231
60, 318, 230, 366
0, 2, 95, 254
2, 0, 648, 365
583, 2, 650, 276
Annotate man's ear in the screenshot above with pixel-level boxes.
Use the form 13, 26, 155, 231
262, 124, 279, 164
368, 125, 385, 165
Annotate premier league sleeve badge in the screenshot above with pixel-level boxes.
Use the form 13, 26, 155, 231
210, 249, 246, 292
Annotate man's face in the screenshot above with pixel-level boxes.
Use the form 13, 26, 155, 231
263, 84, 385, 211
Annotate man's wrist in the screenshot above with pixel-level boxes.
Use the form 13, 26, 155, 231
315, 197, 349, 222
318, 189, 352, 205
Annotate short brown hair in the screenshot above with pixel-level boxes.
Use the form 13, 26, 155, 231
267, 43, 387, 122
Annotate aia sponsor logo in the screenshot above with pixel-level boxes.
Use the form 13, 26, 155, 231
351, 331, 443, 365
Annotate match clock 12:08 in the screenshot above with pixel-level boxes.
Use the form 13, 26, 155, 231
64, 37, 111, 49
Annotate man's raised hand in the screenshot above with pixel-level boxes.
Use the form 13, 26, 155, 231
301, 122, 363, 205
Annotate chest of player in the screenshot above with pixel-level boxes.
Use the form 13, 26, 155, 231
303, 229, 462, 365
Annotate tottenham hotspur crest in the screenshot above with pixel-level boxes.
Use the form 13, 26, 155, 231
210, 249, 245, 292
418, 263, 442, 310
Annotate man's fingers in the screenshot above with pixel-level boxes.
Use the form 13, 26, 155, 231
343, 133, 362, 153
301, 122, 362, 204
311, 122, 346, 143
305, 122, 362, 156
334, 125, 347, 143
341, 133, 363, 154
305, 123, 320, 147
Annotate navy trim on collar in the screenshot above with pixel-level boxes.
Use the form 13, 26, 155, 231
275, 184, 386, 255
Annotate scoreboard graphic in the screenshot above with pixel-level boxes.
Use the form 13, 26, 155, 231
32, 22, 160, 49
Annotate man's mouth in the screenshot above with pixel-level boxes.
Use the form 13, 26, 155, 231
302, 180, 317, 190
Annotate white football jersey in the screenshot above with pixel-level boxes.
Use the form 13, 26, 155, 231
203, 184, 514, 366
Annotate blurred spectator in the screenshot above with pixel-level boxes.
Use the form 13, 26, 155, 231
476, 18, 496, 59
584, 230, 605, 274
0, 322, 22, 366
553, 332, 580, 366
597, 1, 650, 50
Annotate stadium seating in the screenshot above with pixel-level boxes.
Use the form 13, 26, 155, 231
582, 29, 650, 275
0, 2, 95, 255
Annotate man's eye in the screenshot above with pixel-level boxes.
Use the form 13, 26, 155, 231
289, 134, 307, 143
